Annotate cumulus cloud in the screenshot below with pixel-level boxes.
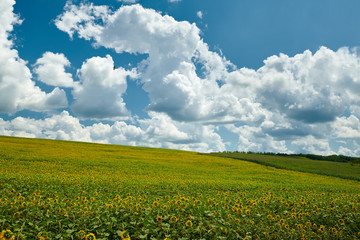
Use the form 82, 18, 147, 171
71, 55, 137, 120
54, 2, 109, 39
334, 115, 360, 139
226, 47, 360, 124
0, 111, 225, 152
338, 146, 355, 157
0, 0, 68, 114
218, 46, 360, 154
138, 112, 225, 151
291, 136, 335, 156
53, 2, 360, 155
226, 123, 288, 153
90, 111, 225, 152
197, 11, 203, 19
332, 115, 360, 156
0, 111, 91, 141
34, 52, 74, 87
55, 3, 258, 123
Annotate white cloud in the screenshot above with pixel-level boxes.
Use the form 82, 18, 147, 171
0, 0, 21, 39
138, 112, 225, 152
168, 0, 182, 2
1, 0, 359, 156
334, 115, 360, 139
88, 111, 226, 152
226, 122, 336, 155
226, 123, 288, 153
0, 111, 225, 153
55, 3, 258, 124
220, 46, 360, 154
1, 111, 91, 141
291, 136, 335, 156
71, 55, 137, 120
338, 146, 354, 156
34, 52, 74, 87
332, 115, 360, 156
145, 61, 254, 122
54, 3, 360, 155
226, 47, 360, 124
0, 0, 68, 114
197, 11, 203, 19
54, 2, 109, 40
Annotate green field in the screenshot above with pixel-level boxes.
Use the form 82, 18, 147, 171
0, 136, 359, 239
208, 152, 360, 181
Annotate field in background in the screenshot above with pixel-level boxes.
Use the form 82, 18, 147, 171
0, 136, 359, 239
208, 152, 360, 181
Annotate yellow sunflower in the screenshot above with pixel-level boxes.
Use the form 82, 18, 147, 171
120, 230, 131, 239
186, 220, 193, 227
37, 232, 49, 239
77, 230, 86, 239
170, 216, 178, 223
1, 230, 14, 240
85, 233, 96, 240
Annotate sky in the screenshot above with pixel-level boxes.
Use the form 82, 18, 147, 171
1, 0, 360, 156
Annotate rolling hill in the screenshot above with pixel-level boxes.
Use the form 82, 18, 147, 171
0, 136, 359, 239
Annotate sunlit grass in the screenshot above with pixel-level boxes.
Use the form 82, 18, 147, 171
0, 136, 359, 239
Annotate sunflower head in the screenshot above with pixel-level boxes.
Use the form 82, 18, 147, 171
156, 216, 162, 222
170, 216, 178, 223
186, 220, 193, 227
78, 230, 86, 239
85, 233, 96, 240
37, 232, 50, 239
2, 230, 14, 240
318, 225, 325, 233
119, 230, 131, 240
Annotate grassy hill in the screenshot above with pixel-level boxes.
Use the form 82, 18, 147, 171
0, 135, 359, 239
208, 152, 360, 181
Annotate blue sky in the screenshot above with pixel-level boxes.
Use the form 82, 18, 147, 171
1, 0, 360, 155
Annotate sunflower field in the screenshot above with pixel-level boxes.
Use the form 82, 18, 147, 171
0, 136, 359, 239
